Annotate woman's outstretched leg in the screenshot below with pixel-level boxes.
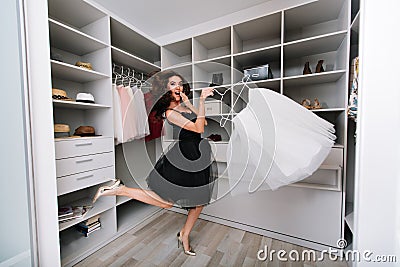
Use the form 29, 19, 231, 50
179, 206, 203, 252
94, 184, 173, 209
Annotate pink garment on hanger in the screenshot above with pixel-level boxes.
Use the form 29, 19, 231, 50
117, 85, 137, 143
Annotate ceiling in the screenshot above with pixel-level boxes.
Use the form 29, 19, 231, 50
91, 0, 272, 42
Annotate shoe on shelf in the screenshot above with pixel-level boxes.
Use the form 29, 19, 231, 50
312, 98, 321, 109
92, 179, 121, 204
315, 60, 325, 73
177, 232, 196, 256
301, 99, 312, 109
303, 62, 312, 75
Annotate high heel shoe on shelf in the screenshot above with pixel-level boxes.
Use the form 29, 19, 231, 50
177, 232, 196, 256
312, 98, 321, 109
92, 179, 121, 204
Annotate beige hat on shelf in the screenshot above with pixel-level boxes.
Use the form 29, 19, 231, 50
54, 124, 70, 133
52, 88, 74, 101
75, 61, 93, 70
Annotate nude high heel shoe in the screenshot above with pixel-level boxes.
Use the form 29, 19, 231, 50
92, 179, 121, 204
177, 232, 196, 256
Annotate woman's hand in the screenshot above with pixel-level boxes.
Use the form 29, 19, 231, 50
180, 91, 190, 103
200, 87, 214, 100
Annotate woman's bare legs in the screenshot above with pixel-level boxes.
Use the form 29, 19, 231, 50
99, 185, 173, 209
180, 206, 203, 251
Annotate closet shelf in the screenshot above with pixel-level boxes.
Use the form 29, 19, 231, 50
53, 100, 111, 110
59, 197, 114, 232
111, 46, 161, 73
283, 70, 346, 87
49, 18, 108, 56
312, 108, 346, 113
351, 11, 360, 33
50, 60, 109, 83
162, 61, 192, 70
244, 78, 281, 90
116, 196, 131, 206
283, 31, 347, 59
194, 54, 231, 65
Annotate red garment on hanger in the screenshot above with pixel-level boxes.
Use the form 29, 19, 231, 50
144, 92, 164, 142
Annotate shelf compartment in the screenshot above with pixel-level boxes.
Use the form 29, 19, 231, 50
283, 71, 347, 110
233, 12, 281, 54
53, 100, 111, 110
284, 31, 347, 58
162, 38, 192, 68
202, 118, 232, 143
345, 212, 354, 233
111, 46, 160, 74
49, 19, 107, 56
59, 208, 116, 266
110, 17, 161, 66
284, 0, 348, 43
58, 193, 115, 232
315, 110, 346, 146
233, 46, 281, 83
193, 27, 231, 61
51, 60, 109, 83
283, 32, 348, 78
193, 57, 231, 89
117, 200, 161, 232
288, 165, 342, 191
351, 0, 360, 23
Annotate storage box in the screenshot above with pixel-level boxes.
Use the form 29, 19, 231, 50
204, 100, 229, 115
244, 64, 273, 81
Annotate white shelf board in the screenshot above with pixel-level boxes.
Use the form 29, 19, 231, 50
162, 61, 192, 70
53, 100, 111, 110
283, 70, 346, 87
194, 54, 231, 64
111, 46, 160, 73
195, 58, 231, 72
345, 212, 354, 233
244, 78, 281, 91
117, 201, 161, 232
195, 27, 230, 50
49, 19, 107, 56
284, 31, 347, 58
59, 197, 113, 232
116, 196, 131, 206
351, 11, 360, 34
233, 45, 281, 67
50, 60, 109, 83
333, 143, 344, 148
312, 108, 346, 113
191, 84, 231, 91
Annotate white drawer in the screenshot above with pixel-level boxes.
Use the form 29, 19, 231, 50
205, 100, 229, 116
56, 152, 114, 177
322, 147, 343, 167
210, 142, 228, 162
57, 166, 114, 196
54, 137, 113, 159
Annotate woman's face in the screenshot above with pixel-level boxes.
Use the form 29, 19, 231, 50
167, 75, 183, 102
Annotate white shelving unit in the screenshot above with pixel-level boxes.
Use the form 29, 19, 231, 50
47, 0, 163, 266
162, 0, 352, 251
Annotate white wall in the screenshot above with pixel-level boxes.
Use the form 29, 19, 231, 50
354, 0, 400, 265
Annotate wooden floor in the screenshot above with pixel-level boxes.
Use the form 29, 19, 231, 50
75, 211, 348, 267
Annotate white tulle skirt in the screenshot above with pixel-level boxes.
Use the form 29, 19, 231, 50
226, 88, 336, 194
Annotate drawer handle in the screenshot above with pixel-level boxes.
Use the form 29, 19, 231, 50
76, 174, 94, 180
75, 142, 93, 147
76, 158, 93, 164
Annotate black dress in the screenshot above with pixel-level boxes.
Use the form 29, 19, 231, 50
146, 109, 218, 208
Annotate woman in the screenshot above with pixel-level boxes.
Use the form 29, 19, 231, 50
93, 70, 217, 256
